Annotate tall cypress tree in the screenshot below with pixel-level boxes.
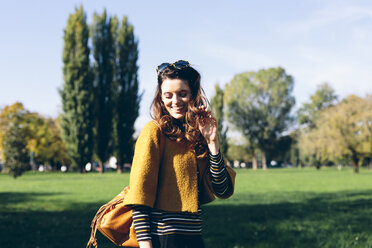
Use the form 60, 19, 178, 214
113, 16, 141, 172
60, 6, 94, 172
91, 9, 115, 173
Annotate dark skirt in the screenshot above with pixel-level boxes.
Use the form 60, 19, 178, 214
151, 234, 205, 248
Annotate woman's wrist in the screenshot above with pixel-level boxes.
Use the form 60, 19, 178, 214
207, 140, 220, 156
138, 240, 153, 248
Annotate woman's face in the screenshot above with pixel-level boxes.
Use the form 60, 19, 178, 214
161, 78, 191, 120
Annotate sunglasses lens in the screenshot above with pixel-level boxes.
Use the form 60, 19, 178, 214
156, 60, 190, 74
156, 63, 171, 74
173, 60, 189, 69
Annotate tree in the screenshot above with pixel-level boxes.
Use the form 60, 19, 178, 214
363, 95, 372, 167
0, 103, 30, 177
112, 16, 141, 172
210, 84, 228, 155
2, 112, 29, 178
299, 95, 372, 173
47, 117, 70, 169
91, 9, 116, 173
26, 114, 69, 170
297, 83, 338, 168
1, 103, 69, 173
298, 82, 338, 128
224, 67, 295, 169
227, 141, 251, 164
0, 102, 27, 163
60, 6, 94, 172
267, 134, 294, 166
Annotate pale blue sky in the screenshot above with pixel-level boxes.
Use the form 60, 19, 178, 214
1, 0, 372, 133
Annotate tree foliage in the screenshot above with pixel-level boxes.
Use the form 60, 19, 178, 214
296, 83, 338, 168
210, 84, 228, 155
224, 67, 295, 169
91, 9, 115, 172
60, 6, 94, 172
0, 102, 27, 162
0, 103, 29, 178
111, 16, 141, 172
0, 103, 69, 176
299, 95, 372, 173
227, 141, 251, 163
27, 114, 69, 169
58, 7, 141, 173
298, 83, 338, 128
3, 115, 29, 178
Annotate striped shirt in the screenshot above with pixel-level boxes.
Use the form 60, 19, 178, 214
132, 151, 231, 241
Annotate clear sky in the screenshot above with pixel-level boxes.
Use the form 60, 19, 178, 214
1, 0, 371, 133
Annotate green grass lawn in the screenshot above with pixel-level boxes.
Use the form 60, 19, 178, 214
1, 167, 372, 248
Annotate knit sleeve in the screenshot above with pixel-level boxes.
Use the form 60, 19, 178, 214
123, 121, 165, 207
132, 205, 152, 241
209, 151, 233, 197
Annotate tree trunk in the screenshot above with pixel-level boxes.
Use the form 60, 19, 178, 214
30, 152, 37, 171
117, 158, 122, 174
316, 161, 321, 170
99, 161, 105, 173
252, 149, 258, 170
262, 152, 267, 170
351, 153, 359, 173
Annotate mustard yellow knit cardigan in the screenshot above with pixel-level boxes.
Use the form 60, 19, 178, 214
123, 121, 236, 213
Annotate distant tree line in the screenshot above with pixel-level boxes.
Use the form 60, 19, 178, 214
298, 93, 372, 173
0, 6, 140, 177
3, 68, 371, 177
2, 7, 371, 177
0, 103, 70, 178
210, 68, 372, 173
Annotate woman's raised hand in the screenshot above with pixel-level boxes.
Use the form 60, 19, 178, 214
198, 106, 220, 155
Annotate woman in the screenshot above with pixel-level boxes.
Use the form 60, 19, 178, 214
123, 60, 236, 248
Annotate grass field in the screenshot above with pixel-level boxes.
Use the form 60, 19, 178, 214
1, 167, 372, 248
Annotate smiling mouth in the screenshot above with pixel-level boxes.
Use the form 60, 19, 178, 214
172, 106, 185, 112
172, 106, 184, 109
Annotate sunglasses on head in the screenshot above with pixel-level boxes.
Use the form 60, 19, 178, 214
156, 60, 190, 75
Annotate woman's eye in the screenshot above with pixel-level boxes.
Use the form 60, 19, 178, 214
179, 92, 188, 97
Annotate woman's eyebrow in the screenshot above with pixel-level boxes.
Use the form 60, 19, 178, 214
163, 89, 189, 93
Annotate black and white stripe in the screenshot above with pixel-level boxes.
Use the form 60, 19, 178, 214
132, 206, 202, 241
132, 205, 152, 241
132, 151, 232, 241
209, 151, 232, 197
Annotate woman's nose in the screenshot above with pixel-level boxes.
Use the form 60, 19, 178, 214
173, 95, 181, 103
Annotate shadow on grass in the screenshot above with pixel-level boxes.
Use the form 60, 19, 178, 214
0, 193, 116, 248
0, 192, 62, 206
1, 191, 372, 248
202, 191, 372, 248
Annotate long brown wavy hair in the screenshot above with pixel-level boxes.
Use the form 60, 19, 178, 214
150, 63, 209, 158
